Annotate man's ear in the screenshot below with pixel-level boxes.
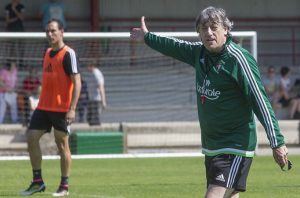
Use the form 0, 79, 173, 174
224, 28, 228, 36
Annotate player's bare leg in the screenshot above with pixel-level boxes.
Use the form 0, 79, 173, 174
52, 130, 71, 196
230, 191, 239, 198
21, 130, 46, 196
205, 184, 238, 198
27, 130, 45, 170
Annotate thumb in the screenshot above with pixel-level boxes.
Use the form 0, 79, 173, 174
141, 16, 149, 33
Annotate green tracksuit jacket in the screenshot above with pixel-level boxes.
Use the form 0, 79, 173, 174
144, 32, 285, 157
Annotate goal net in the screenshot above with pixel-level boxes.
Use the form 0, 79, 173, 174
0, 31, 257, 157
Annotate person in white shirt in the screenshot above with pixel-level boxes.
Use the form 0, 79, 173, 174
278, 66, 300, 119
262, 66, 280, 109
86, 62, 107, 125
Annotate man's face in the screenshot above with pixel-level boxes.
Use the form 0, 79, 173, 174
46, 22, 63, 46
87, 64, 95, 72
198, 21, 228, 53
268, 68, 275, 77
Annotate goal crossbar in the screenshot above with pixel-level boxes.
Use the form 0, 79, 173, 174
0, 31, 257, 60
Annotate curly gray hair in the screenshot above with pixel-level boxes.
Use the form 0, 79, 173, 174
195, 6, 233, 33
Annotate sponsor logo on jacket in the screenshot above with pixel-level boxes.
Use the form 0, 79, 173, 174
196, 80, 221, 100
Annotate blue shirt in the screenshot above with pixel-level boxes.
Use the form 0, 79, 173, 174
41, 1, 66, 30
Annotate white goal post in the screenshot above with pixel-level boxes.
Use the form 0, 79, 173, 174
0, 31, 257, 60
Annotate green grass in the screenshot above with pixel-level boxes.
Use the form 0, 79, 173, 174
0, 155, 299, 198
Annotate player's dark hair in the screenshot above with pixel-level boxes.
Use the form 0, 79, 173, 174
47, 19, 64, 30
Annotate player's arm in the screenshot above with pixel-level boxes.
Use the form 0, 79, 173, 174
95, 70, 107, 109
130, 16, 199, 66
235, 52, 288, 168
12, 4, 24, 21
99, 83, 107, 109
69, 74, 81, 112
63, 50, 81, 124
5, 9, 18, 24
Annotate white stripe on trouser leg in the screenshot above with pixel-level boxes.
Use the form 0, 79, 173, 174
226, 156, 242, 188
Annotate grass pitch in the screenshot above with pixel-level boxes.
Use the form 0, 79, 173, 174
0, 155, 299, 198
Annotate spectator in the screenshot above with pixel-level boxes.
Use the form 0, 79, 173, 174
5, 0, 25, 32
86, 62, 107, 125
278, 66, 300, 119
21, 67, 41, 125
0, 61, 18, 123
5, 0, 25, 68
291, 78, 300, 119
40, 0, 66, 31
76, 79, 88, 123
0, 67, 4, 121
262, 65, 280, 109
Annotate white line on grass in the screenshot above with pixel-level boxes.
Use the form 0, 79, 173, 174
42, 192, 125, 198
0, 152, 204, 161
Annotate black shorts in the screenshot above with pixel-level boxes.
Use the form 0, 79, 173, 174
205, 154, 252, 192
28, 109, 70, 134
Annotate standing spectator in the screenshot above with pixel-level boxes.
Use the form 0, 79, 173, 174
86, 62, 107, 125
0, 61, 18, 123
21, 19, 81, 196
5, 0, 25, 32
0, 66, 5, 122
262, 65, 280, 109
21, 67, 41, 126
5, 0, 25, 67
130, 6, 289, 197
40, 0, 66, 31
278, 66, 300, 119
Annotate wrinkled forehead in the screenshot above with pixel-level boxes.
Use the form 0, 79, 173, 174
200, 21, 222, 28
200, 14, 223, 27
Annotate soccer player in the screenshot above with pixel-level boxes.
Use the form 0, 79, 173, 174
21, 19, 81, 197
130, 6, 289, 198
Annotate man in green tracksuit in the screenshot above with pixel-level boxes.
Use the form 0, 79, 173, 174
130, 6, 289, 198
